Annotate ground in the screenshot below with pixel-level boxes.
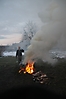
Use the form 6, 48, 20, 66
0, 57, 66, 98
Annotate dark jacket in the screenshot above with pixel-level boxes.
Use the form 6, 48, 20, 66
16, 49, 24, 57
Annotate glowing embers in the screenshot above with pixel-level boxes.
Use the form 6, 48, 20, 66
19, 67, 25, 73
19, 62, 35, 74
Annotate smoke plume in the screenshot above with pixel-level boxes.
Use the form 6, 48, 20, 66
24, 0, 66, 64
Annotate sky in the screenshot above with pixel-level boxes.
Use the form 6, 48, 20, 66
0, 0, 52, 45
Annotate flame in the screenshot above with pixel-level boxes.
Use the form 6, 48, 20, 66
19, 61, 35, 74
24, 62, 34, 74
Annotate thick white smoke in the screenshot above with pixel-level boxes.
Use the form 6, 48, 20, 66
24, 0, 66, 64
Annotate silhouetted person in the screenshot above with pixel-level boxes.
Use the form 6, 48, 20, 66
16, 46, 24, 64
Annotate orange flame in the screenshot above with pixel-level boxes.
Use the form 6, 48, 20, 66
24, 62, 34, 74
19, 61, 35, 74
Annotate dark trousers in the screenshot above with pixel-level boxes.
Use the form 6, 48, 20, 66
18, 56, 22, 64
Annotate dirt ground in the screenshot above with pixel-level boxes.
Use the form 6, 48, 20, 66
0, 57, 66, 98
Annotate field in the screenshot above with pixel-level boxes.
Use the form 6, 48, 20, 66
0, 56, 66, 98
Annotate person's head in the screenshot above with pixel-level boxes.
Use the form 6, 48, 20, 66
18, 46, 20, 50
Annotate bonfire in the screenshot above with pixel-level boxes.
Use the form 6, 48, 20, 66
18, 61, 49, 84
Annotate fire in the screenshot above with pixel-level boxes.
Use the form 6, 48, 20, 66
24, 62, 34, 74
19, 62, 35, 74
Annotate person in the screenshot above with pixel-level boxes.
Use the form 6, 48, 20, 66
16, 46, 24, 64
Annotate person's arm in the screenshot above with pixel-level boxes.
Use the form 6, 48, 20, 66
21, 49, 24, 52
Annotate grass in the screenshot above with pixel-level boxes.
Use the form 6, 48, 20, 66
0, 56, 66, 98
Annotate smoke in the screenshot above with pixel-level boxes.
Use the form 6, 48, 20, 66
24, 0, 66, 64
